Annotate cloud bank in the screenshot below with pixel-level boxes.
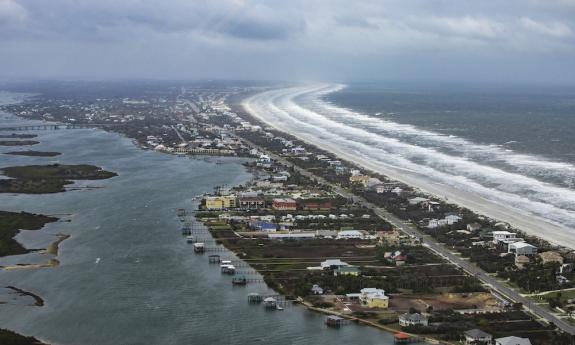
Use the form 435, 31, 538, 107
0, 0, 574, 82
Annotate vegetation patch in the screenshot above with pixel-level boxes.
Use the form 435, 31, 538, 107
0, 140, 39, 146
0, 328, 47, 345
0, 211, 58, 257
0, 164, 117, 194
4, 151, 61, 157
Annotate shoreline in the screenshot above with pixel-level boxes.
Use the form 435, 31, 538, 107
1, 86, 567, 344
242, 89, 575, 250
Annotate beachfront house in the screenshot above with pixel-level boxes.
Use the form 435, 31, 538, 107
399, 313, 428, 327
495, 336, 532, 345
492, 231, 519, 244
445, 213, 462, 225
464, 329, 492, 345
360, 288, 389, 309
467, 223, 482, 232
408, 197, 429, 206
538, 251, 564, 265
427, 219, 441, 229
349, 175, 370, 187
508, 242, 537, 257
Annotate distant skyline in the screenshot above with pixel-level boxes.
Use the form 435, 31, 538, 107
1, 0, 575, 83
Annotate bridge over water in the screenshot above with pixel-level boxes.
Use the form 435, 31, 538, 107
0, 124, 116, 132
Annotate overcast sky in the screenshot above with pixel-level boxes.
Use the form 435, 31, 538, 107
1, 0, 575, 83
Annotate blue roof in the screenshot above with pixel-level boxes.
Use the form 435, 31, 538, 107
250, 221, 277, 230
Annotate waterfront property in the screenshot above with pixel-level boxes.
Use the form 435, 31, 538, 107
398, 313, 428, 327
325, 315, 346, 328
359, 288, 389, 309
204, 195, 237, 210
464, 328, 493, 345
508, 242, 538, 257
492, 231, 519, 244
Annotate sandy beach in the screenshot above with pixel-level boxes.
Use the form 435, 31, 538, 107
243, 96, 575, 250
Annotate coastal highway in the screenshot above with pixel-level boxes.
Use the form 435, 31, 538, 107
231, 131, 575, 336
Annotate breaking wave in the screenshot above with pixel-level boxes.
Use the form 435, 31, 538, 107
243, 84, 575, 231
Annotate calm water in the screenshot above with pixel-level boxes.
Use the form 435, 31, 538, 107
0, 92, 398, 345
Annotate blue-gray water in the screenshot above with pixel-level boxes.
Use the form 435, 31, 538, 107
327, 82, 575, 164
0, 92, 398, 345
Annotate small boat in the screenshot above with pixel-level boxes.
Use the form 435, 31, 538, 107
232, 276, 247, 285
193, 242, 205, 253
220, 264, 236, 274
186, 235, 195, 243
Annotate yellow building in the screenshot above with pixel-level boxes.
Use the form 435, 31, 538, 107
360, 288, 389, 309
204, 196, 237, 210
349, 175, 370, 187
366, 295, 389, 308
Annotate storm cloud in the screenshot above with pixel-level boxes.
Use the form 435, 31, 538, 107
0, 0, 574, 82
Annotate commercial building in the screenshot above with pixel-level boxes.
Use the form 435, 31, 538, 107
272, 198, 297, 211
204, 196, 237, 210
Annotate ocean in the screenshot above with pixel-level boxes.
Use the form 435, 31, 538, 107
243, 82, 575, 244
0, 92, 400, 345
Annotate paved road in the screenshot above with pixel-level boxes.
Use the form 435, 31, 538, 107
234, 132, 575, 335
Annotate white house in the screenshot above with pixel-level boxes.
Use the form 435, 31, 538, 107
311, 284, 324, 295
399, 313, 428, 327
464, 329, 492, 345
445, 214, 462, 225
336, 230, 364, 240
467, 223, 482, 232
495, 336, 532, 345
508, 242, 538, 256
492, 231, 518, 244
408, 197, 429, 206
428, 219, 440, 229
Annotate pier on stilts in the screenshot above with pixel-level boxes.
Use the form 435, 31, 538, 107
393, 333, 422, 344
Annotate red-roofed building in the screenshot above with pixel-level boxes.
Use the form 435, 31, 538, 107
272, 198, 297, 211
302, 201, 332, 211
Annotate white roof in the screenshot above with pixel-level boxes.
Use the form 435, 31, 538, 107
496, 336, 532, 345
493, 230, 516, 235
321, 259, 349, 268
510, 242, 537, 249
337, 230, 363, 236
409, 197, 429, 203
